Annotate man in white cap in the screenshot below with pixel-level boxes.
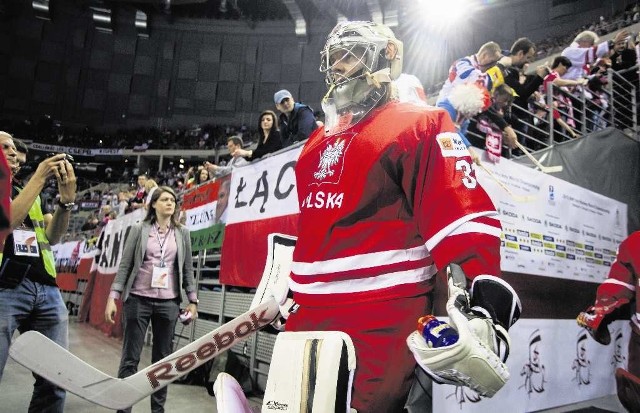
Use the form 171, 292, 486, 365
273, 89, 317, 147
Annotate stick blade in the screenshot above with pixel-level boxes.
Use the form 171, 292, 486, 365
9, 331, 141, 409
541, 165, 563, 173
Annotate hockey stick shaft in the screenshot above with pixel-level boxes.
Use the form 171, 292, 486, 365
477, 163, 535, 203
514, 141, 563, 173
9, 299, 280, 410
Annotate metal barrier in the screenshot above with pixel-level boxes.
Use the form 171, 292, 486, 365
467, 65, 639, 156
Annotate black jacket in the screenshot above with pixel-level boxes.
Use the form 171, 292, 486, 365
279, 103, 317, 148
249, 130, 283, 161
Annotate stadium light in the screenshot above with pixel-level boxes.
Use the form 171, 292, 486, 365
415, 0, 476, 27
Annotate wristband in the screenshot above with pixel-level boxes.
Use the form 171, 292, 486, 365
57, 200, 75, 211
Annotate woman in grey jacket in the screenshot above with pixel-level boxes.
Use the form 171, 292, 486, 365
105, 186, 198, 413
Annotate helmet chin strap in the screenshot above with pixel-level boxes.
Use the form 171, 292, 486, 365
365, 68, 393, 89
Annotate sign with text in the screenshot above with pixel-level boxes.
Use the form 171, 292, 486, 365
182, 176, 228, 252
476, 154, 627, 283
95, 209, 145, 274
220, 146, 302, 286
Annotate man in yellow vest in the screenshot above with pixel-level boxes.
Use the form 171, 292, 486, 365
0, 131, 77, 412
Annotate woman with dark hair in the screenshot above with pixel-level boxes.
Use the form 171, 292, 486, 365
233, 110, 283, 161
186, 167, 211, 189
104, 186, 198, 413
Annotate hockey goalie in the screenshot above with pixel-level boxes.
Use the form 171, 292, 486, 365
215, 20, 521, 413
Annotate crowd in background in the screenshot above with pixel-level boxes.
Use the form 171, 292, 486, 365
5, 3, 640, 242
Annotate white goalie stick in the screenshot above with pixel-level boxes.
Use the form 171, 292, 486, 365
515, 141, 563, 173
9, 233, 297, 410
476, 163, 536, 203
9, 299, 280, 410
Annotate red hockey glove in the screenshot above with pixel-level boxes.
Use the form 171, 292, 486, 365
576, 296, 630, 345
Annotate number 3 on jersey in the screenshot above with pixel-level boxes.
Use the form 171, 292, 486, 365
455, 159, 477, 189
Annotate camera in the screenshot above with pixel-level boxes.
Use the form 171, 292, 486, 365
47, 153, 74, 163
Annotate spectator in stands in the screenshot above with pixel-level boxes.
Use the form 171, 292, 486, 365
500, 38, 550, 138
474, 84, 517, 163
544, 56, 589, 89
105, 186, 198, 413
205, 136, 248, 178
116, 191, 129, 217
561, 29, 629, 80
98, 205, 112, 225
100, 211, 117, 228
232, 110, 282, 161
585, 74, 609, 132
12, 138, 29, 186
273, 89, 317, 147
543, 56, 588, 139
184, 165, 203, 189
81, 214, 99, 231
144, 179, 159, 209
610, 33, 638, 130
193, 168, 211, 186
0, 131, 77, 413
436, 41, 518, 150
128, 174, 147, 210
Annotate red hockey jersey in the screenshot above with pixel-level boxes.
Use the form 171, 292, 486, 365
596, 230, 640, 328
290, 101, 502, 306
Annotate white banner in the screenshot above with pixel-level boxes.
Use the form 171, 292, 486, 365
476, 154, 628, 283
29, 142, 123, 156
433, 319, 630, 412
95, 209, 145, 274
227, 146, 302, 224
185, 201, 218, 231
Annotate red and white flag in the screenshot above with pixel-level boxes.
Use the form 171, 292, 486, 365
220, 147, 302, 287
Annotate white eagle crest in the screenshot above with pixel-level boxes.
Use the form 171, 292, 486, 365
314, 139, 345, 180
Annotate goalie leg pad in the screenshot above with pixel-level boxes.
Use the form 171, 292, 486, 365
250, 233, 298, 330
262, 331, 356, 413
213, 372, 256, 413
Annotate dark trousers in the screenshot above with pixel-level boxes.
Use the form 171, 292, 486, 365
117, 294, 180, 413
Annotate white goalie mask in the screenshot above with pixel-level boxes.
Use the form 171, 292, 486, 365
319, 21, 403, 135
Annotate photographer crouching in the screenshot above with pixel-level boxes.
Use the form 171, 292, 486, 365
0, 131, 77, 412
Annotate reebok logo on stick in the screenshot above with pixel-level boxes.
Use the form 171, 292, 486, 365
147, 308, 272, 388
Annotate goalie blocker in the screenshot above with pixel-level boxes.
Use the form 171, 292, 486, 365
408, 264, 521, 397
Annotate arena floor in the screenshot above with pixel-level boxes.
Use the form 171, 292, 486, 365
0, 321, 626, 412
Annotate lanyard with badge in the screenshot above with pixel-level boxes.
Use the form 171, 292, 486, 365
150, 224, 171, 288
13, 227, 39, 257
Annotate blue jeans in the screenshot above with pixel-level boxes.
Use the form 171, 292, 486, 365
117, 294, 180, 413
0, 278, 69, 413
